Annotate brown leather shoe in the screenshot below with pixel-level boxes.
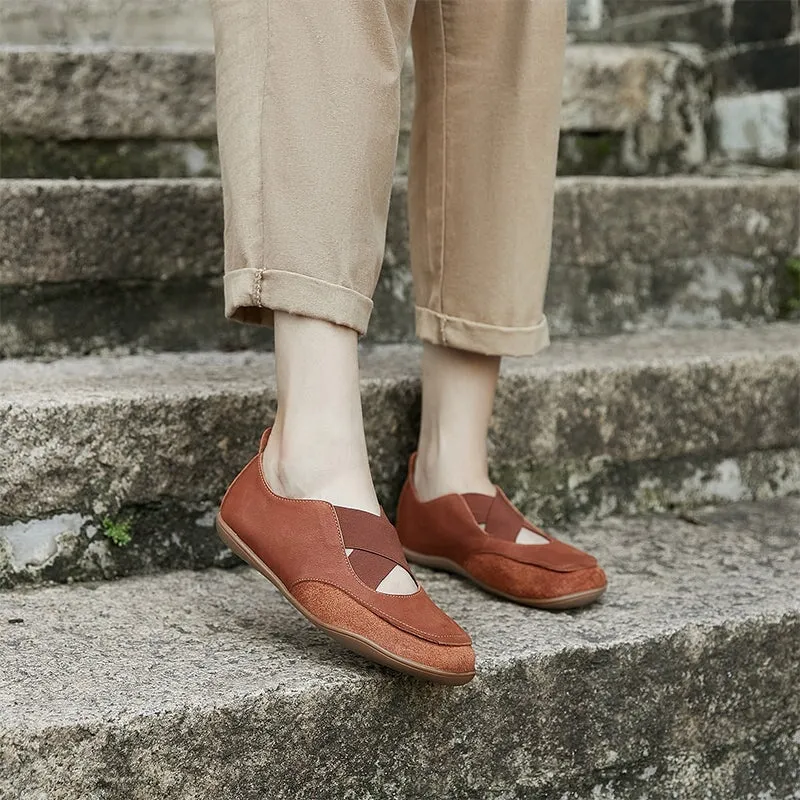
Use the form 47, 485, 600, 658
396, 453, 607, 610
215, 429, 475, 684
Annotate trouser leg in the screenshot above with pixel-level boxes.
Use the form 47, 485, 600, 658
409, 0, 567, 356
210, 0, 416, 333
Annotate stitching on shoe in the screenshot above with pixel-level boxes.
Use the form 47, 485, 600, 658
405, 461, 591, 572
471, 545, 595, 572
289, 577, 468, 644
256, 441, 425, 598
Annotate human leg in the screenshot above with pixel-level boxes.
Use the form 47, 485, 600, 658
397, 0, 606, 608
211, 0, 475, 677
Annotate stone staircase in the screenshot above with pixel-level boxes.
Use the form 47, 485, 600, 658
2, 175, 797, 356
1, 6, 799, 799
0, 41, 711, 178
4, 501, 799, 799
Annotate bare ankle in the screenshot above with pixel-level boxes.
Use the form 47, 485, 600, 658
413, 446, 495, 502
262, 422, 380, 514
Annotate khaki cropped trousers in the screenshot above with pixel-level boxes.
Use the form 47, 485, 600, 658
210, 0, 567, 356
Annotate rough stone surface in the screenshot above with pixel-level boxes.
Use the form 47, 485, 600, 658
0, 130, 704, 180
0, 0, 212, 46
0, 499, 239, 589
6, 5, 797, 175
1, 175, 796, 356
561, 44, 711, 171
715, 90, 791, 163
1, 499, 799, 799
0, 326, 799, 587
712, 38, 800, 95
0, 134, 221, 179
0, 276, 275, 358
569, 0, 725, 46
0, 178, 224, 285
5, 176, 794, 285
3, 446, 798, 591
0, 46, 218, 139
0, 44, 710, 158
568, 0, 604, 30
551, 174, 798, 271
568, 0, 800, 171
789, 88, 800, 168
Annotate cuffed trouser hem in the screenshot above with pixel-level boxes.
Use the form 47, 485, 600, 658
415, 306, 550, 357
224, 268, 374, 334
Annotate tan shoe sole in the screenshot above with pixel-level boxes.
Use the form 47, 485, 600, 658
404, 548, 606, 610
216, 515, 475, 685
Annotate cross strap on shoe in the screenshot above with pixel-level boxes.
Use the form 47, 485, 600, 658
459, 489, 598, 572
215, 429, 475, 683
334, 505, 412, 589
396, 452, 607, 610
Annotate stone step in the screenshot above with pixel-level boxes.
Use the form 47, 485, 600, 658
1, 325, 799, 588
1, 175, 797, 357
566, 1, 800, 171
0, 0, 213, 48
2, 497, 798, 799
0, 43, 709, 177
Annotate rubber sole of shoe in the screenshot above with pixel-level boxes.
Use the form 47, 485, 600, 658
404, 548, 607, 610
215, 515, 475, 685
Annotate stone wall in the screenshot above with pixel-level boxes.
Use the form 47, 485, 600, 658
2, 0, 795, 173
569, 0, 800, 167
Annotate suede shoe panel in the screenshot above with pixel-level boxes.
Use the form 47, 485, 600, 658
464, 554, 607, 600
396, 452, 607, 606
218, 430, 472, 649
292, 582, 476, 675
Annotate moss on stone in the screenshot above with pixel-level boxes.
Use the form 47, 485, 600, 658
557, 132, 625, 175
101, 516, 133, 547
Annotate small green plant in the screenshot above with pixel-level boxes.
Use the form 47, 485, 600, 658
787, 256, 800, 312
101, 516, 133, 547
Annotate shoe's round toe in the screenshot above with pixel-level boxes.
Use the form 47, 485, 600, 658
464, 553, 607, 608
291, 581, 475, 682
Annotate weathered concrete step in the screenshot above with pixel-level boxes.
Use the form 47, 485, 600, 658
0, 0, 675, 48
0, 44, 701, 137
1, 325, 798, 587
1, 175, 797, 357
0, 43, 709, 177
2, 498, 798, 800
0, 0, 213, 47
